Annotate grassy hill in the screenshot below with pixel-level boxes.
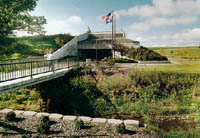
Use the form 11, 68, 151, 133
150, 46, 200, 59
132, 46, 200, 73
0, 34, 73, 59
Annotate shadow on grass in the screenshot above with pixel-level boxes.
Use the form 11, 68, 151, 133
0, 121, 33, 134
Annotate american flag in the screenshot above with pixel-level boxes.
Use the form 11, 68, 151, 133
101, 12, 112, 21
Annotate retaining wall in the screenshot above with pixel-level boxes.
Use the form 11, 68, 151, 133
0, 108, 142, 127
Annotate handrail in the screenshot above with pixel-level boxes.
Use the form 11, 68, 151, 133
0, 56, 79, 82
0, 57, 45, 64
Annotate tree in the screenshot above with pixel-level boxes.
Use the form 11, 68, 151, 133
55, 34, 74, 48
0, 0, 46, 38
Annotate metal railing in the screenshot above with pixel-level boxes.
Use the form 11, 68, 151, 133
0, 56, 45, 64
0, 57, 79, 82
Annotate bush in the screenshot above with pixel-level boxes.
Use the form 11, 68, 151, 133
37, 116, 50, 134
5, 111, 16, 121
74, 119, 84, 130
115, 122, 126, 134
115, 45, 168, 61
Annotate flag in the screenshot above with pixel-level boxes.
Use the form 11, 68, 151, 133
101, 12, 112, 24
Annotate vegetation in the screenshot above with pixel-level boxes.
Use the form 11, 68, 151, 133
0, 34, 73, 59
115, 122, 126, 134
5, 111, 16, 121
1, 46, 200, 137
55, 34, 74, 48
150, 46, 200, 59
0, 88, 42, 111
134, 46, 200, 73
0, 0, 46, 38
116, 45, 168, 61
37, 115, 50, 134
74, 119, 84, 130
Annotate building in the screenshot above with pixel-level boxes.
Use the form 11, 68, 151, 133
52, 29, 140, 60
78, 31, 140, 60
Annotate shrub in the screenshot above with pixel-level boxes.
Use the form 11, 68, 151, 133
37, 116, 50, 134
5, 111, 16, 121
74, 119, 84, 130
115, 122, 126, 134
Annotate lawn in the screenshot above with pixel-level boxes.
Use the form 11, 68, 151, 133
133, 46, 200, 73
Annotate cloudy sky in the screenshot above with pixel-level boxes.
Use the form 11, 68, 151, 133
28, 0, 200, 47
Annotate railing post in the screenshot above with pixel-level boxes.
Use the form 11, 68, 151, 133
78, 57, 80, 67
52, 60, 55, 72
30, 62, 33, 78
67, 58, 69, 68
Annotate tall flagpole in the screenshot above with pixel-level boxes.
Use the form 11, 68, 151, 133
112, 10, 115, 58
114, 11, 116, 58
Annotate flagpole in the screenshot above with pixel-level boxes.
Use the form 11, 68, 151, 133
112, 10, 115, 58
114, 11, 116, 58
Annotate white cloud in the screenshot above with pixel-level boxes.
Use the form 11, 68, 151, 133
129, 22, 151, 33
118, 0, 200, 35
118, 0, 200, 18
44, 16, 86, 35
128, 16, 198, 34
16, 16, 86, 36
129, 28, 200, 46
150, 16, 198, 27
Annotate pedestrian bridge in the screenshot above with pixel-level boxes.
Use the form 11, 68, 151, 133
0, 57, 79, 94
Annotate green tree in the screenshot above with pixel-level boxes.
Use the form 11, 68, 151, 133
55, 34, 74, 48
0, 0, 46, 38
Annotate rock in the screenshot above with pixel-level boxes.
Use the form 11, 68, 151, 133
92, 118, 107, 123
63, 115, 77, 121
107, 119, 123, 125
23, 111, 37, 117
124, 120, 139, 127
14, 110, 25, 115
36, 112, 50, 117
78, 116, 92, 122
49, 113, 63, 120
0, 108, 13, 114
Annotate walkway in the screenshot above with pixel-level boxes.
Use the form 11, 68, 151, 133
0, 57, 79, 94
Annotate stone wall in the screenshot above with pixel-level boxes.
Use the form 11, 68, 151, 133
0, 108, 141, 127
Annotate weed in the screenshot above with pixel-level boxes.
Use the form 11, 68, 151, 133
37, 115, 50, 134
115, 122, 126, 134
5, 111, 16, 121
74, 119, 84, 130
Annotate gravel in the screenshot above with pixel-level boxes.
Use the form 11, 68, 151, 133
0, 113, 159, 138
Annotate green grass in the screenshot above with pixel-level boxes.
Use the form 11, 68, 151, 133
0, 34, 72, 60
128, 46, 200, 73
150, 46, 200, 59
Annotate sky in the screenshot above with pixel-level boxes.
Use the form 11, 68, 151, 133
21, 0, 200, 47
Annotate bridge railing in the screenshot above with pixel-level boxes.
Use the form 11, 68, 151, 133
0, 56, 79, 82
0, 56, 45, 64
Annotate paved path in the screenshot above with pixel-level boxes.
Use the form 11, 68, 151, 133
0, 67, 72, 94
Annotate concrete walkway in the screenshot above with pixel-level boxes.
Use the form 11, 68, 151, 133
0, 67, 72, 94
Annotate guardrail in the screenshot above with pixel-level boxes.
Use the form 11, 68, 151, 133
0, 57, 45, 64
0, 57, 79, 82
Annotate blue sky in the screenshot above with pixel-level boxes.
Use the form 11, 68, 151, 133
22, 0, 200, 47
